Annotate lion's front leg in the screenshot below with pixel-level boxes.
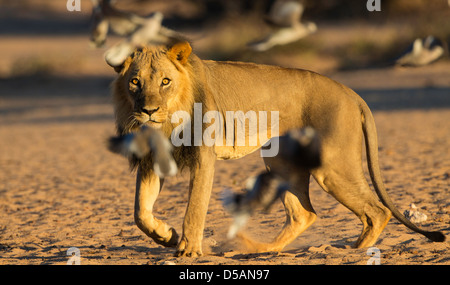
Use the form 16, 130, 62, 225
134, 167, 179, 247
176, 148, 216, 257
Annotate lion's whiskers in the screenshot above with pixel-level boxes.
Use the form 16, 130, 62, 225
123, 113, 141, 134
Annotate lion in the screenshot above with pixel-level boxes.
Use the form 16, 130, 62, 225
109, 41, 445, 257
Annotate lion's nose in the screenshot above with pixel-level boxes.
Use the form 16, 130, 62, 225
141, 107, 160, 116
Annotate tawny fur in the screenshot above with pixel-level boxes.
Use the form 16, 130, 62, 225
110, 41, 445, 257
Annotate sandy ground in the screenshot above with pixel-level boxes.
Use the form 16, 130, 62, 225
0, 3, 449, 266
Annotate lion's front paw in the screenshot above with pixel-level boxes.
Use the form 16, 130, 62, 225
175, 237, 203, 257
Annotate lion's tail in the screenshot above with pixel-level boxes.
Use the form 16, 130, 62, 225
360, 102, 445, 242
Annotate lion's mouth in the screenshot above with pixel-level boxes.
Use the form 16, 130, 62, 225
142, 117, 163, 129
148, 118, 161, 123
133, 108, 167, 129
144, 120, 162, 130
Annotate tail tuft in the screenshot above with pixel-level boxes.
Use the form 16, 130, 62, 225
425, 231, 446, 242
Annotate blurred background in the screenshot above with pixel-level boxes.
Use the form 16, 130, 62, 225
1, 0, 449, 125
1, 0, 449, 77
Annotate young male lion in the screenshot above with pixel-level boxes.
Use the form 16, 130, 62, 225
109, 41, 445, 257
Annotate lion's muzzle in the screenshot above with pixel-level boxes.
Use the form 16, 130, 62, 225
141, 106, 160, 117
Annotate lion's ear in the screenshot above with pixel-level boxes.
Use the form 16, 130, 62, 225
109, 56, 132, 74
167, 41, 192, 65
105, 43, 137, 73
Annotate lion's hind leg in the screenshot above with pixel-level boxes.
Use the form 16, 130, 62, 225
312, 167, 391, 248
237, 170, 317, 253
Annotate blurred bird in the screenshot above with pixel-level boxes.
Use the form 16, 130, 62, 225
89, 0, 182, 67
395, 36, 446, 67
223, 127, 321, 239
222, 173, 289, 239
265, 0, 306, 28
248, 0, 317, 52
108, 125, 178, 178
90, 0, 179, 47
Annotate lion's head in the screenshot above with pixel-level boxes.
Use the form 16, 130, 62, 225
110, 41, 200, 173
111, 41, 195, 136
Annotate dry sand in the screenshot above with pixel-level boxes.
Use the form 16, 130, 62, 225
1, 59, 449, 266
0, 3, 449, 266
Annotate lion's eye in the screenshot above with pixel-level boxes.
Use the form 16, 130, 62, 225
130, 78, 140, 86
161, 78, 171, 86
